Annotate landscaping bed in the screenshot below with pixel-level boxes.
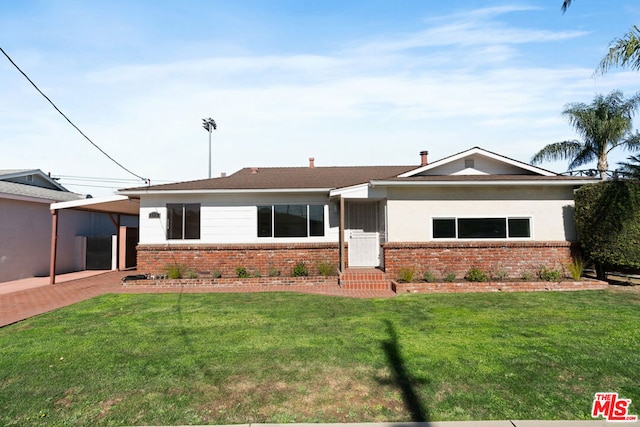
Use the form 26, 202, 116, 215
122, 275, 338, 288
392, 278, 608, 293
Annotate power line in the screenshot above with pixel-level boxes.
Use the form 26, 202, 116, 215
0, 46, 148, 184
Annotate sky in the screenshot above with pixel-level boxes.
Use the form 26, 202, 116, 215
2, 0, 640, 196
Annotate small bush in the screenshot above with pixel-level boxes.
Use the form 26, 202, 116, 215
423, 270, 437, 283
537, 265, 563, 282
252, 270, 262, 278
165, 264, 184, 279
490, 266, 508, 281
317, 260, 337, 277
186, 270, 198, 279
465, 267, 488, 282
398, 266, 417, 283
267, 267, 281, 277
211, 270, 222, 279
443, 271, 457, 282
567, 257, 586, 280
292, 261, 309, 277
521, 271, 534, 281
236, 267, 251, 278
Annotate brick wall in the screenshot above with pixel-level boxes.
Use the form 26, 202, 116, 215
383, 241, 578, 280
137, 243, 340, 277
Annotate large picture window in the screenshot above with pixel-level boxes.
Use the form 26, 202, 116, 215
258, 204, 325, 238
167, 203, 200, 240
433, 217, 530, 239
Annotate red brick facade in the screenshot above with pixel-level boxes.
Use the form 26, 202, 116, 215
382, 241, 578, 280
137, 241, 578, 281
136, 243, 340, 277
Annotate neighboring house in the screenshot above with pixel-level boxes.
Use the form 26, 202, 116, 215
119, 147, 599, 280
0, 169, 137, 283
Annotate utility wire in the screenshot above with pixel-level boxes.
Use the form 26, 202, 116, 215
0, 46, 148, 184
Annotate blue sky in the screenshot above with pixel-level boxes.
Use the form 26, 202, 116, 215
2, 0, 640, 195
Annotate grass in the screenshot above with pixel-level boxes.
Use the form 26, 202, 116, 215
1, 289, 639, 425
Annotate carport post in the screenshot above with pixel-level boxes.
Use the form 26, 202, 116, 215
49, 209, 58, 285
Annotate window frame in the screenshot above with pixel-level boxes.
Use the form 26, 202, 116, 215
166, 203, 201, 240
432, 216, 532, 240
257, 204, 325, 238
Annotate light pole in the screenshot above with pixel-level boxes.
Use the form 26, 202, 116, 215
202, 117, 217, 178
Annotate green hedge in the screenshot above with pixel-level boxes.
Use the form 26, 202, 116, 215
574, 180, 640, 276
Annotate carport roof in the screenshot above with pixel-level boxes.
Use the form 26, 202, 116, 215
50, 195, 140, 216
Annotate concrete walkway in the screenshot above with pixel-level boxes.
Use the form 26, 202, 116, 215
0, 270, 396, 327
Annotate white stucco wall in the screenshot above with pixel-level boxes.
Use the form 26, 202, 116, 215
386, 185, 577, 242
138, 192, 338, 244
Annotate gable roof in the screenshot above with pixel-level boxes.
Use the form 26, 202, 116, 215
0, 169, 69, 192
0, 180, 82, 203
398, 147, 558, 177
120, 165, 416, 194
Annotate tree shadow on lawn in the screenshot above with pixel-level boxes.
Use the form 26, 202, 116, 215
379, 319, 431, 422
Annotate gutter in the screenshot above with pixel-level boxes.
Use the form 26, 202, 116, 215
368, 179, 599, 188
118, 188, 334, 196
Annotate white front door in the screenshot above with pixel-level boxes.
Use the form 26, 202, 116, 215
347, 202, 380, 267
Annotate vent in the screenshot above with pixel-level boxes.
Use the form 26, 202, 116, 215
465, 158, 474, 169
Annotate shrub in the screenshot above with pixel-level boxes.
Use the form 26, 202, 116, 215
252, 270, 262, 278
165, 264, 184, 279
423, 270, 437, 283
267, 267, 281, 277
465, 267, 488, 282
566, 257, 586, 280
317, 260, 337, 277
537, 265, 563, 282
490, 266, 508, 281
443, 271, 457, 282
186, 270, 198, 279
398, 266, 417, 283
211, 270, 222, 279
292, 261, 309, 277
521, 271, 534, 281
575, 181, 640, 278
236, 267, 251, 278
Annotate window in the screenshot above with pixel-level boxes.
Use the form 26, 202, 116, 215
258, 204, 325, 238
433, 217, 530, 239
167, 203, 200, 240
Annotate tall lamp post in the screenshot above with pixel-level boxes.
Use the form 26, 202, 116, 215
202, 117, 217, 178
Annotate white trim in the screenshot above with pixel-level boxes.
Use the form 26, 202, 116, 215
51, 195, 140, 216
370, 178, 597, 187
119, 188, 332, 196
398, 147, 557, 177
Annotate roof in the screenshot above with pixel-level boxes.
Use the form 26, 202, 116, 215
0, 169, 69, 191
0, 180, 83, 203
120, 165, 416, 193
51, 195, 140, 216
399, 147, 558, 177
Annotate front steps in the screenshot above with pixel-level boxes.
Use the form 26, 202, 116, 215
339, 268, 390, 290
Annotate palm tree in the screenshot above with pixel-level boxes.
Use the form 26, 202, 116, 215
596, 26, 640, 75
619, 154, 640, 179
561, 1, 640, 75
531, 90, 640, 180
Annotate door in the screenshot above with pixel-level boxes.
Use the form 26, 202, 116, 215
347, 202, 380, 267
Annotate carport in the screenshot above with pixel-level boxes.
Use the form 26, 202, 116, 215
49, 195, 140, 284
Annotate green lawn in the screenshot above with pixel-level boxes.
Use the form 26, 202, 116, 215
1, 288, 639, 426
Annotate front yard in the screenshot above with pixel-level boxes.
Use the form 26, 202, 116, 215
0, 287, 638, 426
